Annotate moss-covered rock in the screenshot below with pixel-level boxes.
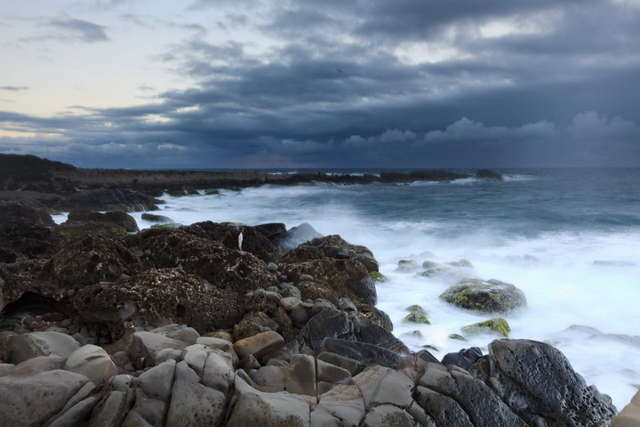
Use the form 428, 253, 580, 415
448, 333, 468, 341
369, 271, 388, 282
150, 222, 179, 229
141, 213, 172, 223
440, 278, 526, 313
397, 259, 418, 272
461, 318, 511, 337
403, 305, 430, 324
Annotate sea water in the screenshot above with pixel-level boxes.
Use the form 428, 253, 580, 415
62, 168, 640, 408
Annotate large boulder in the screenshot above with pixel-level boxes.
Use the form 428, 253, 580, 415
470, 339, 617, 426
281, 258, 376, 305
73, 268, 246, 340
440, 278, 526, 313
0, 370, 90, 427
0, 203, 59, 259
274, 222, 322, 252
64, 344, 117, 385
8, 331, 80, 364
57, 210, 139, 240
283, 235, 379, 273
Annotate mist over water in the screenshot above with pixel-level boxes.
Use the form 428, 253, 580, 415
65, 168, 640, 407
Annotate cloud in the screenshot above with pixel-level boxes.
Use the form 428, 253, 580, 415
46, 18, 109, 43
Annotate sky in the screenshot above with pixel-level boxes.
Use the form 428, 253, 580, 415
1, 0, 640, 168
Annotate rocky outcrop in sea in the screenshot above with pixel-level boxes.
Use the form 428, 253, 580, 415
0, 200, 627, 426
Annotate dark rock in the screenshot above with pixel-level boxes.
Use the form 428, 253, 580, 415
66, 211, 138, 232
470, 339, 617, 426
141, 213, 172, 223
59, 188, 159, 212
476, 169, 503, 180
283, 234, 379, 272
322, 338, 401, 369
414, 386, 474, 427
274, 222, 322, 251
416, 349, 439, 364
301, 310, 355, 353
0, 203, 54, 227
441, 347, 482, 370
254, 223, 287, 240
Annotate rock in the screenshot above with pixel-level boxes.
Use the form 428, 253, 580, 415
233, 311, 279, 341
440, 278, 526, 313
283, 234, 379, 273
8, 355, 65, 376
362, 405, 416, 427
138, 359, 176, 401
353, 320, 409, 354
414, 386, 473, 427
461, 318, 511, 337
128, 331, 187, 369
141, 213, 172, 223
48, 396, 99, 427
301, 310, 355, 353
0, 203, 54, 227
275, 222, 322, 252
613, 391, 640, 427
8, 331, 80, 363
0, 363, 13, 376
0, 370, 89, 427
353, 365, 414, 409
234, 331, 285, 360
165, 361, 227, 427
419, 362, 526, 426
317, 358, 352, 384
322, 338, 401, 369
396, 259, 418, 272
318, 351, 364, 376
202, 350, 234, 393
448, 333, 467, 341
476, 169, 503, 180
64, 210, 139, 232
60, 188, 159, 212
441, 347, 482, 370
227, 376, 310, 427
416, 350, 439, 364
65, 344, 117, 385
255, 223, 287, 240
74, 268, 246, 340
312, 384, 366, 426
151, 324, 200, 345
369, 271, 388, 282
403, 305, 430, 324
471, 339, 617, 426
88, 390, 130, 427
284, 354, 317, 396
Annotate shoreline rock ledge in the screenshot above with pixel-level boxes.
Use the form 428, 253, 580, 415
0, 204, 620, 426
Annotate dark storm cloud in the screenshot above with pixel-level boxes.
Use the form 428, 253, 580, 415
3, 0, 640, 167
44, 18, 109, 43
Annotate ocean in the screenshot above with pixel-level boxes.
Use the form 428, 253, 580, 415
54, 168, 640, 408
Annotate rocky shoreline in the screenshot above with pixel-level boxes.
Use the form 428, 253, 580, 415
0, 154, 635, 426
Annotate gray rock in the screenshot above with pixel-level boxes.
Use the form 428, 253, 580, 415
128, 332, 187, 369
138, 360, 176, 401
406, 401, 436, 427
353, 365, 414, 409
0, 370, 89, 427
89, 390, 130, 427
311, 384, 365, 427
318, 351, 363, 375
471, 339, 617, 426
317, 358, 351, 384
414, 386, 474, 427
65, 344, 117, 385
165, 361, 227, 427
8, 355, 65, 376
302, 310, 355, 353
0, 363, 13, 376
8, 331, 80, 363
126, 389, 165, 427
285, 354, 316, 396
254, 365, 286, 393
202, 349, 234, 393
48, 396, 99, 427
277, 222, 322, 252
322, 338, 401, 369
440, 278, 526, 313
182, 344, 208, 376
362, 404, 416, 427
441, 347, 482, 370
419, 362, 526, 427
227, 376, 310, 427
151, 324, 199, 345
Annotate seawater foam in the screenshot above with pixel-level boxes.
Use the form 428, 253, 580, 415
56, 183, 640, 408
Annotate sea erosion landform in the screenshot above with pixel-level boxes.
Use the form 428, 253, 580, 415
0, 154, 637, 426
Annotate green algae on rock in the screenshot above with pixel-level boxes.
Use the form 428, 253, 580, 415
403, 305, 430, 324
440, 278, 526, 313
461, 318, 511, 337
369, 271, 388, 282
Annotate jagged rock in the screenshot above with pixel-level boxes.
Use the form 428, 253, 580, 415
441, 347, 483, 370
60, 188, 159, 212
354, 365, 414, 409
127, 229, 278, 292
234, 331, 285, 360
322, 338, 401, 369
0, 370, 89, 427
74, 269, 245, 340
318, 351, 364, 376
354, 320, 409, 354
311, 384, 366, 427
414, 386, 473, 427
65, 344, 117, 385
283, 235, 379, 273
165, 361, 227, 427
363, 404, 416, 427
227, 376, 311, 427
8, 331, 80, 363
470, 339, 617, 426
48, 234, 139, 287
48, 395, 99, 427
275, 222, 322, 252
137, 359, 176, 401
282, 258, 377, 306
440, 278, 526, 313
88, 389, 130, 427
419, 362, 526, 426
302, 310, 355, 353
317, 358, 351, 384
254, 223, 287, 240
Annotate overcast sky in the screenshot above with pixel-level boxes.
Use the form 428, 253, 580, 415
1, 0, 639, 168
